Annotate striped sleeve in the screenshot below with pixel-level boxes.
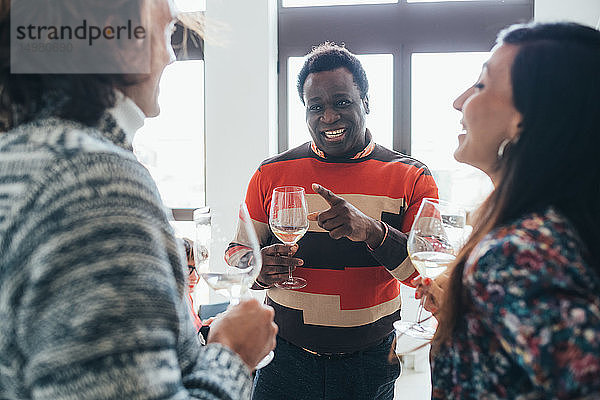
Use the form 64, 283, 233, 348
370, 167, 439, 284
14, 152, 251, 400
240, 168, 272, 248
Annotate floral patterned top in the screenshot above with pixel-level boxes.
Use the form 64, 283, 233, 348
432, 208, 600, 399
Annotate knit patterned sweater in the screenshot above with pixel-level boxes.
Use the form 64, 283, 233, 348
0, 98, 251, 399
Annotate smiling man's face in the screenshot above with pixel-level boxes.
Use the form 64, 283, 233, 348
303, 67, 369, 158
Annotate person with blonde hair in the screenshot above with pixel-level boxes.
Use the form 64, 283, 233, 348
0, 1, 277, 399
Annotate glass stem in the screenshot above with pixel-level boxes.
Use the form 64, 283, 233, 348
416, 294, 427, 325
228, 287, 240, 307
287, 266, 293, 282
229, 283, 251, 307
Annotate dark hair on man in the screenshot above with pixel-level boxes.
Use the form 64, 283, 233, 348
296, 42, 368, 104
435, 21, 600, 348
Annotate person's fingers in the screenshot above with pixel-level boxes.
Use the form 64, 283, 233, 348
318, 215, 338, 231
264, 269, 291, 276
413, 275, 435, 299
328, 225, 351, 240
261, 303, 275, 323
423, 293, 439, 313
307, 211, 320, 221
260, 264, 291, 274
207, 299, 278, 369
312, 183, 343, 206
262, 273, 290, 284
263, 244, 298, 256
263, 255, 303, 267
259, 253, 303, 284
257, 306, 278, 364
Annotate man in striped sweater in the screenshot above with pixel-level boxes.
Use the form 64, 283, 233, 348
0, 1, 276, 399
227, 43, 438, 399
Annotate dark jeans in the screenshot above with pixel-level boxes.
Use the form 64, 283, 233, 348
252, 333, 400, 400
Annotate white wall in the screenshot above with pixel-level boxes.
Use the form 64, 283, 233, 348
535, 0, 600, 28
204, 0, 278, 272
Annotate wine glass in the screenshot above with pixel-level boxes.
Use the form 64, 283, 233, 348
197, 203, 274, 368
269, 186, 309, 290
193, 206, 211, 277
395, 198, 466, 342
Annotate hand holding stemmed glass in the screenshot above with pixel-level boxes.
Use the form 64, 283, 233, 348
268, 186, 309, 290
197, 203, 275, 368
394, 198, 467, 341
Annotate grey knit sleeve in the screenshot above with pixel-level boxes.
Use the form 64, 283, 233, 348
11, 152, 252, 399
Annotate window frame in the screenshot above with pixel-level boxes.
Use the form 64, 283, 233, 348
278, 0, 533, 154
162, 21, 206, 222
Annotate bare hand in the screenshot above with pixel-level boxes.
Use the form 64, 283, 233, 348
257, 244, 303, 286
411, 275, 446, 314
308, 183, 384, 248
207, 298, 278, 369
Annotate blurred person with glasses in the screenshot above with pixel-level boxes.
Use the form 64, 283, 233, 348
182, 237, 203, 333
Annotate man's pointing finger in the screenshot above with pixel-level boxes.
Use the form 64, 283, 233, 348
311, 183, 343, 206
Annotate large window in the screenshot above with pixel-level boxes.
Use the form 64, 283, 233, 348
411, 52, 493, 209
279, 0, 532, 209
283, 0, 397, 7
133, 60, 205, 210
408, 0, 520, 2
132, 4, 206, 236
174, 0, 206, 12
133, 60, 205, 238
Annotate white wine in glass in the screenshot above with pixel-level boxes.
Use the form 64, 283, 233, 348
270, 225, 309, 245
396, 198, 466, 341
410, 251, 455, 280
269, 186, 309, 290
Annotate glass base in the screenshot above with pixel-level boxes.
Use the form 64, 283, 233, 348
275, 277, 307, 289
393, 320, 435, 341
255, 350, 274, 369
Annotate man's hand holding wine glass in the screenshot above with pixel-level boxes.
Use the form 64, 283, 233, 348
255, 244, 303, 288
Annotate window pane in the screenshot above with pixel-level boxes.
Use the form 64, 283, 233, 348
133, 60, 205, 208
174, 0, 206, 12
288, 54, 393, 150
283, 0, 397, 7
411, 52, 492, 210
407, 0, 507, 2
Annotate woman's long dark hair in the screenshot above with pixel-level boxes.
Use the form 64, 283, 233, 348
434, 22, 600, 349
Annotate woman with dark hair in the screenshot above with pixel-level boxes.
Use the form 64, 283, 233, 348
414, 22, 600, 399
0, 1, 277, 399
182, 237, 203, 332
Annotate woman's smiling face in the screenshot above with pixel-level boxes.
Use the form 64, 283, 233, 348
453, 44, 523, 177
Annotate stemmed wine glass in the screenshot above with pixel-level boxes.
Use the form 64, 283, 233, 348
269, 186, 309, 289
196, 203, 274, 368
394, 198, 466, 342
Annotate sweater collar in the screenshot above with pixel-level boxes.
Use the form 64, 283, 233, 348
310, 129, 376, 160
97, 91, 145, 151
